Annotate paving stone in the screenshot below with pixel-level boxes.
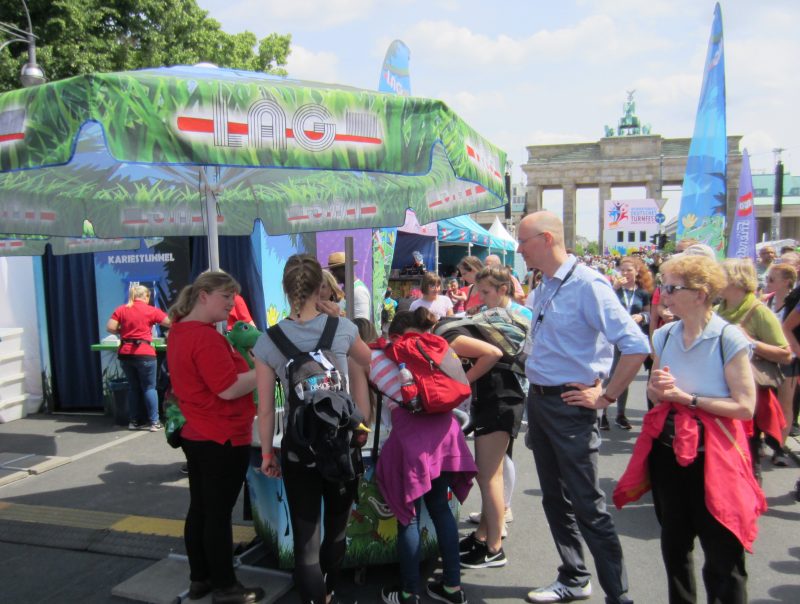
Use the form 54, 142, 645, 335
111, 555, 293, 604
2, 453, 70, 474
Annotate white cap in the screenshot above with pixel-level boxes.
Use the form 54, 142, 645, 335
675, 243, 717, 260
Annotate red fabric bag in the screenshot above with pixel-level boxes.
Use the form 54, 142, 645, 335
377, 332, 471, 414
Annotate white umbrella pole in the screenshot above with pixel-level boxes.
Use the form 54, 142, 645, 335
200, 167, 221, 271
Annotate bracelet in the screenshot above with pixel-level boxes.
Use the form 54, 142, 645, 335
601, 392, 617, 404
261, 451, 274, 460
688, 394, 699, 410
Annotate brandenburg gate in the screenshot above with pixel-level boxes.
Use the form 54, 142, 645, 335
520, 96, 742, 249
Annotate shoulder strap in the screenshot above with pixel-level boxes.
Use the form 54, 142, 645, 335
316, 315, 339, 351
662, 321, 727, 364
266, 322, 301, 359
370, 386, 383, 462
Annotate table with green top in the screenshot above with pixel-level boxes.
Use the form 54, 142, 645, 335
90, 338, 167, 352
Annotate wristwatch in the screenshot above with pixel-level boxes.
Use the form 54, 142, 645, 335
688, 394, 699, 409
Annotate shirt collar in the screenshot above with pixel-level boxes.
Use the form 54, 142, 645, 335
544, 254, 578, 285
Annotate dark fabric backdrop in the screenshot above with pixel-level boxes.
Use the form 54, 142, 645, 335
190, 236, 267, 332
43, 250, 104, 409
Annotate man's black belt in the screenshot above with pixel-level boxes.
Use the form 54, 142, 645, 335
529, 383, 579, 396
121, 338, 151, 346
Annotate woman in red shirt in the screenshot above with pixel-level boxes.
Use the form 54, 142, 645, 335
106, 285, 170, 431
166, 271, 263, 604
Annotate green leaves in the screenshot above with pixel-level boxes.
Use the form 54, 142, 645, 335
0, 0, 291, 92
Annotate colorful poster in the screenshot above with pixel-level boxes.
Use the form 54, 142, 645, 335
676, 3, 727, 256
726, 150, 756, 260
603, 199, 660, 255
93, 238, 191, 409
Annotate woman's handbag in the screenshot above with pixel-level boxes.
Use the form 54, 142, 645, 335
750, 356, 784, 389
740, 302, 786, 389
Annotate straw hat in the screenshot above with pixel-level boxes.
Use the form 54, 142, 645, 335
325, 251, 358, 268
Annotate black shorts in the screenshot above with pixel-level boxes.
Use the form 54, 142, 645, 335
473, 396, 525, 439
471, 368, 526, 438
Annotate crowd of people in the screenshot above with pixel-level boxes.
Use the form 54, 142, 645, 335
132, 214, 799, 604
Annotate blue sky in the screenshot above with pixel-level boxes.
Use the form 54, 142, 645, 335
196, 0, 799, 239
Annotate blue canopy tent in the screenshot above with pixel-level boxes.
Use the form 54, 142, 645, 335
437, 215, 515, 273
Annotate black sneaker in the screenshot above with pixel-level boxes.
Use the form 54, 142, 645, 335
211, 582, 264, 604
615, 416, 632, 431
789, 423, 800, 437
599, 414, 610, 431
460, 544, 507, 569
459, 532, 484, 556
381, 586, 420, 603
427, 581, 467, 604
189, 580, 212, 600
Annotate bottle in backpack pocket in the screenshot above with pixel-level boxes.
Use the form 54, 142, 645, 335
397, 362, 422, 413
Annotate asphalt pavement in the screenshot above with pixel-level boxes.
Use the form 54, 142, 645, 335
1, 372, 799, 604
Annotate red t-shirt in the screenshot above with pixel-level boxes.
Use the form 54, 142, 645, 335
167, 321, 254, 446
462, 284, 482, 313
111, 300, 168, 356
226, 294, 254, 331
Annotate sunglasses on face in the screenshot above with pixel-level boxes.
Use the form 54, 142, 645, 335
660, 284, 695, 295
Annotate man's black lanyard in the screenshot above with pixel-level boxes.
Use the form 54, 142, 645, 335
529, 261, 577, 344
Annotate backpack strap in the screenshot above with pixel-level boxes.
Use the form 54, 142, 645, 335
316, 315, 339, 351
266, 322, 302, 359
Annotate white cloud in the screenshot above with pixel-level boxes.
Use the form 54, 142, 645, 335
285, 46, 340, 82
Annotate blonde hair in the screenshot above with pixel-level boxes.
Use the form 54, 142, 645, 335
169, 271, 240, 321
127, 284, 151, 307
660, 256, 727, 303
768, 262, 797, 285
721, 258, 758, 294
321, 269, 344, 302
283, 254, 323, 318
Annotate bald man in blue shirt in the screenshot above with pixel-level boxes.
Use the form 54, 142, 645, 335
518, 211, 650, 604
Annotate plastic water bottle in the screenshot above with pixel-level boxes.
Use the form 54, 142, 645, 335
398, 362, 414, 387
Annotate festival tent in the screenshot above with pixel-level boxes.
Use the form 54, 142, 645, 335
437, 214, 514, 271
393, 209, 438, 273
0, 65, 507, 410
487, 215, 517, 261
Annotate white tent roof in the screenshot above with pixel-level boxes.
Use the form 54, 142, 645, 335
488, 216, 517, 251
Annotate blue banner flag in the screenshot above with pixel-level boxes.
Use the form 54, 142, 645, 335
378, 40, 411, 96
726, 150, 756, 261
373, 40, 412, 325
676, 3, 727, 256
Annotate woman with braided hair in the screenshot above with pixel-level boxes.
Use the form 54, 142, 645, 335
253, 253, 371, 604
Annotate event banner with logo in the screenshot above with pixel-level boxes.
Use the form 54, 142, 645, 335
604, 199, 660, 255
726, 149, 756, 260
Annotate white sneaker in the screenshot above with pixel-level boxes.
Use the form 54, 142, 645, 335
525, 580, 591, 603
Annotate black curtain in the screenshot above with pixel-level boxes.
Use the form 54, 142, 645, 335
190, 236, 267, 331
43, 249, 104, 409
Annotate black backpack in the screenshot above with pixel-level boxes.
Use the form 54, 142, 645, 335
267, 316, 364, 483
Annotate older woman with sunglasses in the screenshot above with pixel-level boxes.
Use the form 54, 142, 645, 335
717, 259, 792, 475
615, 254, 764, 604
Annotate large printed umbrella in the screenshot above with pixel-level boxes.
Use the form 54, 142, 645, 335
0, 220, 162, 256
0, 65, 507, 267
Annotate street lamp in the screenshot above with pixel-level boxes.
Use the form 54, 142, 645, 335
0, 0, 46, 87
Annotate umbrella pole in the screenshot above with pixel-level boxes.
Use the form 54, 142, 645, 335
344, 236, 355, 320
200, 167, 220, 271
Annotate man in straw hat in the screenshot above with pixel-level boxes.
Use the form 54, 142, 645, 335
326, 251, 371, 320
